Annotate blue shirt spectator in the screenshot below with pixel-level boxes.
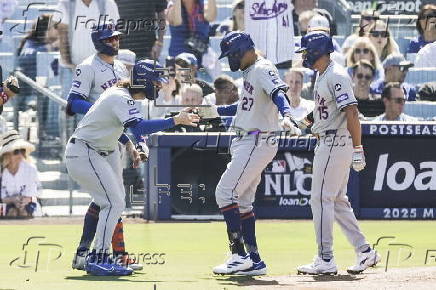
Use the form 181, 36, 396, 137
407, 4, 436, 54
370, 53, 416, 101
167, 0, 216, 66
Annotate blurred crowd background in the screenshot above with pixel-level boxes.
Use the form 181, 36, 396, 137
0, 0, 435, 217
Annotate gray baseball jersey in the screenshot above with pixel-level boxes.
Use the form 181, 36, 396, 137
233, 57, 288, 132
70, 54, 129, 103
310, 60, 369, 260
73, 87, 142, 152
311, 61, 357, 134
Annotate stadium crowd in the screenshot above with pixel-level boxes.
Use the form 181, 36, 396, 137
0, 0, 435, 217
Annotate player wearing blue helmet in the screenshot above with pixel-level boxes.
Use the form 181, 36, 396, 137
199, 31, 301, 275
65, 59, 199, 276
295, 32, 380, 275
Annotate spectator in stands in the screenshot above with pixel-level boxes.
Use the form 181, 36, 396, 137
415, 41, 436, 68
148, 74, 179, 119
284, 68, 314, 120
167, 0, 217, 66
203, 74, 238, 105
371, 53, 416, 101
367, 19, 399, 63
116, 0, 166, 60
175, 52, 214, 96
179, 83, 203, 106
407, 4, 436, 54
215, 0, 244, 35
55, 0, 120, 108
346, 37, 383, 81
373, 82, 416, 121
0, 130, 41, 217
292, 0, 315, 35
116, 49, 136, 72
342, 9, 380, 55
298, 10, 316, 36
351, 60, 378, 101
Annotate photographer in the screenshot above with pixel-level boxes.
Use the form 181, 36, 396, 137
167, 0, 216, 67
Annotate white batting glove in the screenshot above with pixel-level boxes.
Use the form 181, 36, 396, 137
281, 116, 301, 136
135, 142, 149, 162
352, 145, 366, 172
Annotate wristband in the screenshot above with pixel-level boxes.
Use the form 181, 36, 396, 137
354, 145, 363, 150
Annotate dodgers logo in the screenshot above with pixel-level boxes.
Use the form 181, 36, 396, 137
336, 93, 349, 103
249, 0, 288, 20
335, 83, 342, 91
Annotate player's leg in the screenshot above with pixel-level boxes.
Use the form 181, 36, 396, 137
72, 201, 100, 270
107, 148, 143, 271
214, 136, 276, 275
65, 142, 131, 276
297, 139, 338, 275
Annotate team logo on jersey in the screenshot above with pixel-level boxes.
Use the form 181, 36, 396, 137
127, 100, 135, 106
72, 80, 81, 88
76, 68, 81, 76
334, 83, 342, 91
336, 93, 349, 103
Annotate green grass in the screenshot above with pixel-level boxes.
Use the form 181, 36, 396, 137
0, 220, 435, 290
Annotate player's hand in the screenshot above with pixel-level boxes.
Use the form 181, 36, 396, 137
352, 145, 366, 172
135, 142, 149, 163
173, 107, 200, 127
1, 76, 20, 104
281, 116, 301, 135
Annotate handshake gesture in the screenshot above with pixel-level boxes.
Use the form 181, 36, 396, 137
173, 107, 201, 127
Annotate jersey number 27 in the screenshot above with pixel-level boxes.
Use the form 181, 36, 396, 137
242, 96, 254, 111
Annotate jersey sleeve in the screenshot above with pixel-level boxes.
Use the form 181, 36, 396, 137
112, 95, 143, 127
329, 72, 357, 111
257, 65, 288, 97
69, 64, 94, 99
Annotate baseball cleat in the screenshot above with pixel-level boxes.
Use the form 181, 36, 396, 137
297, 256, 338, 275
85, 253, 133, 276
235, 260, 267, 276
347, 249, 381, 274
72, 251, 86, 270
213, 253, 253, 275
116, 255, 143, 271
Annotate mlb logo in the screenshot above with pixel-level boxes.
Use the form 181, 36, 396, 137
267, 160, 287, 173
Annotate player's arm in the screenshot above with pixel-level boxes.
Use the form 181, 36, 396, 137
66, 92, 92, 116
344, 105, 361, 147
197, 101, 238, 119
65, 65, 93, 115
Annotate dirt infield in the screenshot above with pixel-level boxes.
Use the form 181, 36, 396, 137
242, 266, 436, 290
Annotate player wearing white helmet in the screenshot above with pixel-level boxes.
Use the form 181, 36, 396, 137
198, 31, 301, 276
65, 59, 199, 276
295, 32, 381, 275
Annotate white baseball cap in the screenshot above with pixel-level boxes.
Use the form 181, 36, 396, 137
117, 49, 136, 66
308, 15, 330, 34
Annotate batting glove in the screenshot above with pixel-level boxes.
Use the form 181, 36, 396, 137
281, 116, 301, 136
136, 142, 149, 162
352, 145, 366, 172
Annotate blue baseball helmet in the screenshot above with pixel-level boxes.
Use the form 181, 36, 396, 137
91, 24, 122, 56
219, 31, 255, 72
295, 32, 334, 69
131, 59, 168, 100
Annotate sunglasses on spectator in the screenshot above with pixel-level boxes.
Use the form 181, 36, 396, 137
13, 149, 26, 155
356, 73, 372, 80
103, 35, 120, 43
370, 31, 389, 38
390, 98, 405, 104
354, 48, 370, 54
361, 15, 379, 21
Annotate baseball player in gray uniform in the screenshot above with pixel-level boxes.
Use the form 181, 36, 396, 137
295, 32, 381, 275
66, 24, 141, 271
198, 32, 301, 276
65, 59, 199, 276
